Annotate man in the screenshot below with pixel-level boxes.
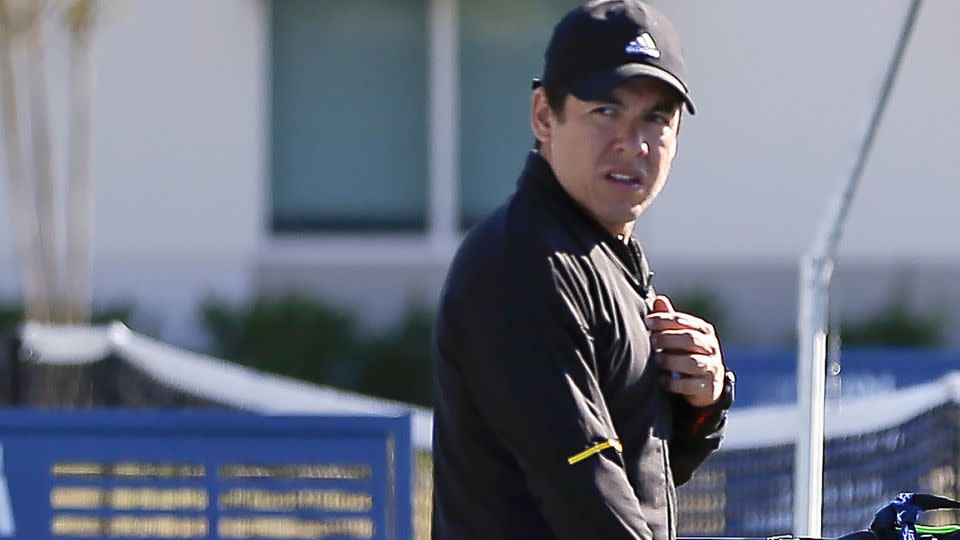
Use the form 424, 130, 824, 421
431, 1, 735, 539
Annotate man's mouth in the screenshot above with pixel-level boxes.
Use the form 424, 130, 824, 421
605, 172, 642, 186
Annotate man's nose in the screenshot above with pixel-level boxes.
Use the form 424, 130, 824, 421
617, 130, 651, 157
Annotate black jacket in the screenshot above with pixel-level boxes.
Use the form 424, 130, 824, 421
431, 152, 728, 540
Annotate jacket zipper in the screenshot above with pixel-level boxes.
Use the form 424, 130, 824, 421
661, 438, 674, 538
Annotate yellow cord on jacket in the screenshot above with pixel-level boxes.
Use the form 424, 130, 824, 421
567, 439, 623, 465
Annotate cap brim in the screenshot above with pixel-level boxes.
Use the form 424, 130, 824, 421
570, 63, 696, 115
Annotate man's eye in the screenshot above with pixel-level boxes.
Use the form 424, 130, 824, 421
649, 113, 672, 126
592, 106, 618, 117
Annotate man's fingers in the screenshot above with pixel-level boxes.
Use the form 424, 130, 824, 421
646, 314, 713, 334
651, 295, 675, 313
647, 303, 725, 407
659, 375, 723, 406
657, 353, 718, 377
651, 329, 717, 355
660, 375, 708, 397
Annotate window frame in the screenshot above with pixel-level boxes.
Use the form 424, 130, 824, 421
266, 0, 462, 266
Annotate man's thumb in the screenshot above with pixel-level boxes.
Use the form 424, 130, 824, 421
652, 295, 675, 313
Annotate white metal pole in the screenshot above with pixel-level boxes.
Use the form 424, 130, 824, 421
794, 256, 832, 537
792, 1, 923, 535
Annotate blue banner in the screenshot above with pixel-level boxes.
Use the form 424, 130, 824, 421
0, 409, 412, 539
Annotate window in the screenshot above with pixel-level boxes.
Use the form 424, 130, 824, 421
458, 0, 580, 228
271, 0, 428, 232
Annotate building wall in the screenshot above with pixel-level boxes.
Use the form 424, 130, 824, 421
0, 0, 268, 346
643, 0, 960, 263
260, 0, 960, 344
0, 0, 957, 347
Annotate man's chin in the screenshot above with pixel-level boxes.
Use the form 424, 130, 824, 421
595, 208, 643, 235
617, 204, 645, 221
627, 199, 653, 218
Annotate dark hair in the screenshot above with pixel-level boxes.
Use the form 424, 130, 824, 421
533, 83, 571, 151
533, 84, 686, 150
544, 83, 569, 118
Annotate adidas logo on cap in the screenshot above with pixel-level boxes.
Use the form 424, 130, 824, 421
625, 32, 660, 58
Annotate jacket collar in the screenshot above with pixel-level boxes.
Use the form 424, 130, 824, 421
516, 151, 654, 293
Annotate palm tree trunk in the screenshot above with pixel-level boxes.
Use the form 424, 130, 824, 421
24, 9, 64, 322
0, 0, 49, 321
65, 0, 94, 324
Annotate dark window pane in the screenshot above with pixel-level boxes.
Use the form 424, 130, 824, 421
272, 0, 428, 232
459, 0, 580, 229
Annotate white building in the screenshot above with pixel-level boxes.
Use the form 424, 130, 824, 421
1, 0, 958, 348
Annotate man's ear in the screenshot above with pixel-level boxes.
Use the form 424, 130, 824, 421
531, 88, 554, 148
672, 111, 682, 160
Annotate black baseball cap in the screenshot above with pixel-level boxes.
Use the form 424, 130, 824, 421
534, 0, 696, 114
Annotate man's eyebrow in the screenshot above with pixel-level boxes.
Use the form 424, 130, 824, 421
586, 95, 681, 114
588, 94, 624, 106
650, 100, 682, 114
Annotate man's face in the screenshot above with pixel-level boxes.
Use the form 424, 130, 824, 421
533, 77, 682, 237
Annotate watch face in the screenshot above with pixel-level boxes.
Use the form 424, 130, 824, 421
721, 370, 735, 408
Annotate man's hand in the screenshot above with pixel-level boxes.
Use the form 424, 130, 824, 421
645, 295, 725, 408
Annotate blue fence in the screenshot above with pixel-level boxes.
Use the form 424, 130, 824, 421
724, 348, 960, 407
0, 410, 412, 539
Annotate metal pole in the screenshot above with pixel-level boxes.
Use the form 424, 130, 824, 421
794, 257, 831, 536
793, 1, 923, 535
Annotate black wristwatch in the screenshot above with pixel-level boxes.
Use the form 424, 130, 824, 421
715, 369, 736, 410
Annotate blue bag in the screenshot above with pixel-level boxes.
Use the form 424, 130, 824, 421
868, 493, 960, 540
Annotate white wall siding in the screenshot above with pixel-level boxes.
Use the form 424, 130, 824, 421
839, 0, 960, 261
92, 0, 266, 260
639, 0, 959, 264
0, 0, 267, 345
0, 0, 957, 347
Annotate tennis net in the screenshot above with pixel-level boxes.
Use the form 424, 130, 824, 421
6, 321, 433, 450
679, 372, 960, 537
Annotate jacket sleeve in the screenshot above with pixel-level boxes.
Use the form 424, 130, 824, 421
668, 389, 729, 485
441, 254, 655, 540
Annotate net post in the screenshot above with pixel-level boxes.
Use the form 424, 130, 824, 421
795, 255, 832, 536
793, 1, 924, 534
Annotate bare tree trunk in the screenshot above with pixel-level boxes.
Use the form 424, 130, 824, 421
0, 0, 49, 321
0, 0, 101, 407
23, 5, 63, 322
65, 0, 94, 324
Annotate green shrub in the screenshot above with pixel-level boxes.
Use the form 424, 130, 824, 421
839, 295, 948, 347
0, 305, 21, 338
201, 296, 361, 387
669, 289, 738, 344
201, 296, 437, 406
353, 304, 434, 407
